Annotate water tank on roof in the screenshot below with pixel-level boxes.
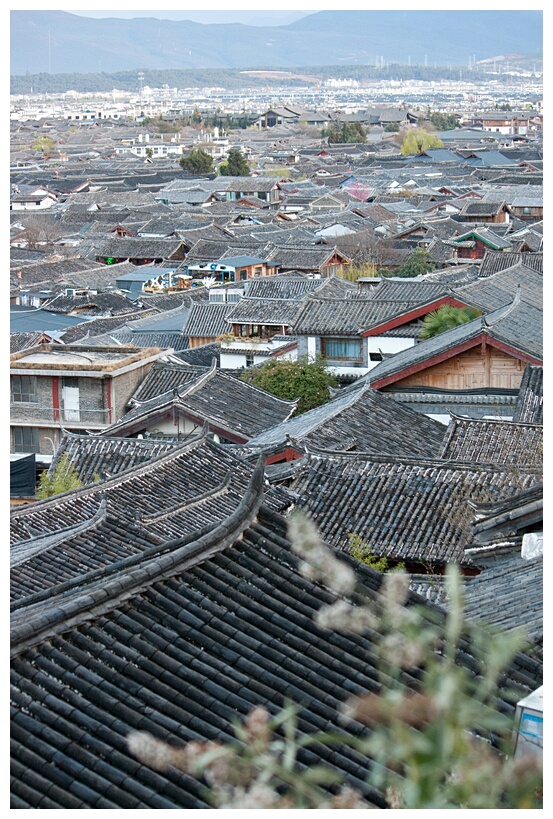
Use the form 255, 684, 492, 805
512, 686, 543, 760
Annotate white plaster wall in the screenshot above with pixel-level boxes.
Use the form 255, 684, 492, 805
366, 336, 416, 354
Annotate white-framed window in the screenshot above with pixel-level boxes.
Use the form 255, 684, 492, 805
321, 338, 363, 362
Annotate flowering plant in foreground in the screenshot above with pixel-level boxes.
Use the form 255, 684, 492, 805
128, 510, 542, 808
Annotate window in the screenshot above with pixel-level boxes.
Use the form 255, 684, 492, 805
322, 338, 363, 362
245, 354, 254, 367
11, 375, 38, 403
13, 427, 39, 453
239, 269, 248, 280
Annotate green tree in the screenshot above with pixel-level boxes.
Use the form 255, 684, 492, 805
348, 533, 406, 572
31, 135, 55, 155
337, 261, 379, 282
419, 305, 481, 340
427, 111, 459, 131
385, 247, 434, 278
323, 120, 367, 144
240, 357, 338, 416
218, 148, 250, 176
400, 128, 444, 156
36, 454, 82, 499
179, 147, 213, 175
145, 147, 153, 158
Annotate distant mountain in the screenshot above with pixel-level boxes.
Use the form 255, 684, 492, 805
10, 10, 542, 76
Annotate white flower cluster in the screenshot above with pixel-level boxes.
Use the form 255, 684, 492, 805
380, 631, 426, 669
316, 599, 378, 634
288, 510, 356, 595
218, 782, 282, 809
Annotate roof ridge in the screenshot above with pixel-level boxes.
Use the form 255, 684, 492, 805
10, 456, 266, 657
176, 357, 218, 399
10, 497, 107, 568
482, 285, 521, 328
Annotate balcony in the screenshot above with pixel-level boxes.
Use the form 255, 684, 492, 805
10, 403, 113, 428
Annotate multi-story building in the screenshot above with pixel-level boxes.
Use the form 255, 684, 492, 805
10, 344, 167, 457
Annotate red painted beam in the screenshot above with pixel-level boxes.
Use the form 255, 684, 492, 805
266, 447, 302, 465
52, 377, 60, 422
485, 336, 542, 366
362, 296, 472, 337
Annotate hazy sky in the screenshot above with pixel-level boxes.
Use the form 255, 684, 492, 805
69, 11, 316, 26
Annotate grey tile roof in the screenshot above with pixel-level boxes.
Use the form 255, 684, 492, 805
10, 258, 102, 290
292, 297, 418, 336
96, 237, 186, 260
184, 239, 259, 262
62, 261, 144, 291
138, 289, 209, 312
246, 380, 446, 458
225, 297, 304, 326
513, 365, 543, 424
244, 275, 320, 300
63, 190, 159, 208
458, 200, 508, 217
368, 297, 542, 386
266, 246, 350, 272
421, 264, 483, 286
290, 450, 541, 566
382, 388, 518, 420
462, 556, 542, 641
481, 298, 542, 360
439, 415, 543, 467
107, 365, 297, 442
130, 361, 212, 403
40, 291, 138, 316
58, 310, 159, 343
10, 437, 284, 576
49, 432, 182, 484
170, 342, 221, 368
466, 482, 543, 549
9, 331, 38, 353
363, 279, 449, 303
453, 265, 542, 312
10, 462, 542, 808
481, 185, 543, 208
111, 331, 187, 352
121, 300, 193, 333
182, 302, 235, 339
449, 227, 512, 251
479, 251, 542, 277
312, 275, 357, 298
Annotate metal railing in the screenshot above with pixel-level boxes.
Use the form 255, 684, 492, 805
10, 404, 112, 425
